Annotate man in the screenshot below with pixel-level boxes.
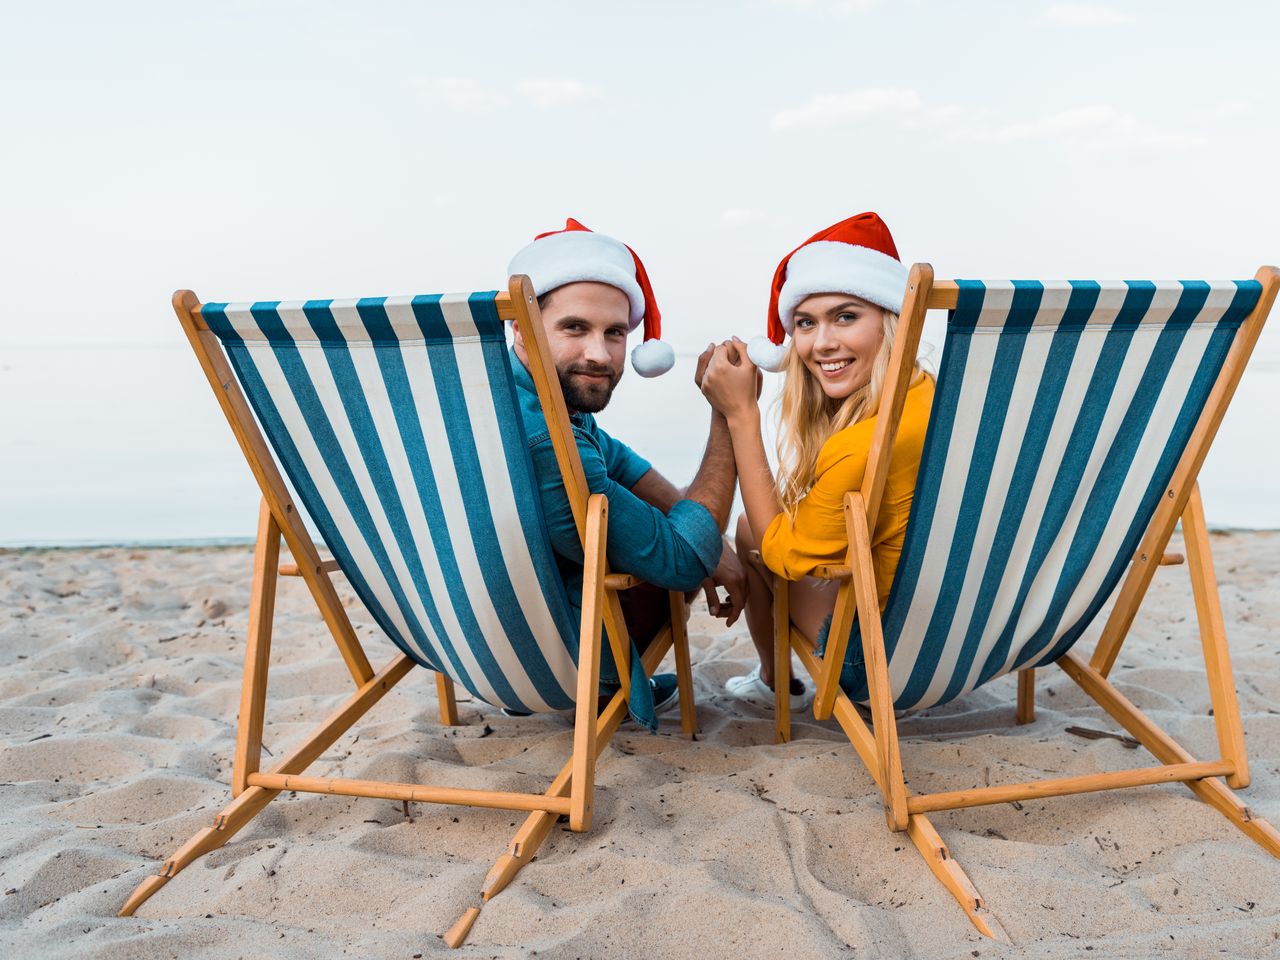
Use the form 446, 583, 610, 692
506, 218, 744, 729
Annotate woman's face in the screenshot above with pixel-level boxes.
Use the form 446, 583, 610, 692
791, 293, 885, 399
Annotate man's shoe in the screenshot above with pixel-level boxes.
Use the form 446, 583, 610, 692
650, 672, 680, 714
724, 664, 812, 711
603, 673, 681, 726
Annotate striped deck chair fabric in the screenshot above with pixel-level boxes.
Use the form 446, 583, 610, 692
840, 279, 1262, 711
203, 293, 580, 715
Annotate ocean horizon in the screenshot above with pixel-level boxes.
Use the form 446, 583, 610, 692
4, 334, 1279, 547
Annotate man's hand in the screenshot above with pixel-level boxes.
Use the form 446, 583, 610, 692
698, 543, 748, 627
694, 342, 715, 389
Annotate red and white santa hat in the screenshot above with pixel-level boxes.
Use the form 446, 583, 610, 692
507, 218, 674, 377
747, 211, 909, 373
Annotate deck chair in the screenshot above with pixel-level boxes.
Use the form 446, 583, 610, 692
119, 276, 698, 944
770, 264, 1280, 937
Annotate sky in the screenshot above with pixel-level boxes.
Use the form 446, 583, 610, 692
2, 1, 1279, 541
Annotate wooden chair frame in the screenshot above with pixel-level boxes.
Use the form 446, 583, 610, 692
771, 265, 1280, 938
119, 276, 698, 934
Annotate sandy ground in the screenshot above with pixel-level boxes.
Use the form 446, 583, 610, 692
2, 535, 1280, 959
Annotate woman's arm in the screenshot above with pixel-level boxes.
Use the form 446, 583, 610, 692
700, 340, 781, 545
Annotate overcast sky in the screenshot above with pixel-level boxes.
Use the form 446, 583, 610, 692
3, 1, 1278, 540
4, 0, 1278, 348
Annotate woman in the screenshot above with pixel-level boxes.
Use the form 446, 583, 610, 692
700, 212, 934, 708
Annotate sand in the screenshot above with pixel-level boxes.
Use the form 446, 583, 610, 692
2, 534, 1279, 959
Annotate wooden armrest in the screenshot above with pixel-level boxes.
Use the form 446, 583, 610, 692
604, 572, 642, 590
751, 549, 849, 581
812, 564, 852, 581
1159, 552, 1185, 566
279, 559, 340, 577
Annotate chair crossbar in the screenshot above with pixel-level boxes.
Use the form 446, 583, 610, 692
906, 760, 1235, 815
278, 559, 340, 577
246, 773, 574, 815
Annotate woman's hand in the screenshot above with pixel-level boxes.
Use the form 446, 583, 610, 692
700, 339, 760, 423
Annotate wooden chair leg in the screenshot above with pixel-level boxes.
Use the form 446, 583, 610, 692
773, 574, 792, 744
453, 629, 679, 949
846, 494, 908, 832
233, 499, 280, 797
787, 629, 1000, 940
120, 785, 278, 916
907, 813, 998, 939
1182, 484, 1249, 788
570, 495, 607, 832
483, 690, 633, 898
435, 673, 459, 727
668, 591, 697, 739
1016, 668, 1035, 725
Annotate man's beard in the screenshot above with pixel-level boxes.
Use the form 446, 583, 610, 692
558, 362, 621, 414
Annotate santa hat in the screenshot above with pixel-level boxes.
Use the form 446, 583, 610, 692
747, 212, 909, 373
507, 218, 674, 377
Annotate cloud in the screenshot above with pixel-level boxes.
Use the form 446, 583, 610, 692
419, 77, 508, 113
766, 0, 881, 12
973, 104, 1199, 149
1044, 3, 1136, 26
775, 88, 1199, 153
515, 79, 604, 109
771, 87, 922, 130
415, 77, 603, 114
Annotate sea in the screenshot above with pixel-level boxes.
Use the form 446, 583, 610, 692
2, 332, 1277, 547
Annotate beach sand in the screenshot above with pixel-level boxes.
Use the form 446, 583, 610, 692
2, 535, 1279, 959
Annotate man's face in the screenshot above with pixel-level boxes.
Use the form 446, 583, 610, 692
513, 281, 630, 413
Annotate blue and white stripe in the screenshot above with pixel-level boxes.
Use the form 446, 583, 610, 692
845, 280, 1259, 712
204, 293, 580, 713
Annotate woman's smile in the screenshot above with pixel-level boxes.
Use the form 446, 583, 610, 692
817, 357, 854, 377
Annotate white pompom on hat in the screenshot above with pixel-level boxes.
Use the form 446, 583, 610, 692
507, 218, 674, 377
748, 211, 910, 373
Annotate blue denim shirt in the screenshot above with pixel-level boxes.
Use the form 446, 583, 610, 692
509, 347, 722, 635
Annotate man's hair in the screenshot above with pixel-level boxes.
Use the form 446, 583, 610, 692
536, 290, 555, 313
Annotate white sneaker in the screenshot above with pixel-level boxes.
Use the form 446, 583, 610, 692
724, 664, 813, 712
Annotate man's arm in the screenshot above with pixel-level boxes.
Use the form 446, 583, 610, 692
621, 342, 735, 524
682, 413, 735, 531
627, 409, 734, 521
628, 467, 683, 514
529, 425, 722, 592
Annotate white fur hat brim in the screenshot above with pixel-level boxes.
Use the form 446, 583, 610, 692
507, 231, 645, 330
777, 241, 909, 334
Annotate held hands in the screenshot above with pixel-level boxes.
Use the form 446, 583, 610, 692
699, 338, 762, 422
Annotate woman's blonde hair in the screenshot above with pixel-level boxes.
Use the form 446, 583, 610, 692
774, 307, 904, 512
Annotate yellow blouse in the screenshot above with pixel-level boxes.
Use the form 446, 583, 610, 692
761, 375, 935, 609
